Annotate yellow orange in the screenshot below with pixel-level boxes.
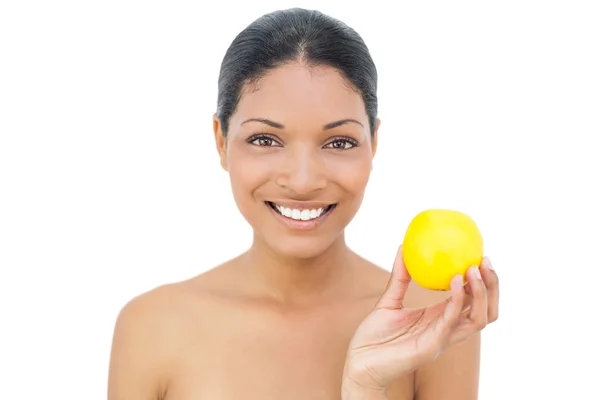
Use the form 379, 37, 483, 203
402, 209, 484, 290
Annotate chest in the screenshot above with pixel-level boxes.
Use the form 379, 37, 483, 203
164, 301, 413, 400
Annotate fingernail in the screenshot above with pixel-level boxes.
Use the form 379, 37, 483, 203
483, 257, 493, 271
451, 274, 463, 290
471, 265, 482, 280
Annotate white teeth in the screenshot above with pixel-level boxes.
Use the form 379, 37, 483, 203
272, 203, 331, 221
300, 209, 310, 220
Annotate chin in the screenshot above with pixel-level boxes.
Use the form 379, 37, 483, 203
276, 238, 338, 260
260, 232, 342, 260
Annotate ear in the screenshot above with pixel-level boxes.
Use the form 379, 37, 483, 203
213, 114, 228, 171
371, 118, 381, 158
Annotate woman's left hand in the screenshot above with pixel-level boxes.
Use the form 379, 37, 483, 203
342, 244, 499, 393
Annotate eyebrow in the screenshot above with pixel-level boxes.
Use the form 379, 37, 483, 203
241, 118, 364, 130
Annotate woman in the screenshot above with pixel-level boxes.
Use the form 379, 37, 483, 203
108, 8, 499, 400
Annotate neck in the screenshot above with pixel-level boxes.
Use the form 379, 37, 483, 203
242, 233, 356, 305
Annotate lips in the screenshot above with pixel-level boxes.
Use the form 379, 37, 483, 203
265, 200, 337, 230
266, 201, 336, 221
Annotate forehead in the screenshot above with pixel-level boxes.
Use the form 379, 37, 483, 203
230, 64, 367, 129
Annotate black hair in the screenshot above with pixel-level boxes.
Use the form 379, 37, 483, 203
216, 8, 378, 137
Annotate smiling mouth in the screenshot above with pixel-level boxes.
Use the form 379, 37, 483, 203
265, 201, 337, 221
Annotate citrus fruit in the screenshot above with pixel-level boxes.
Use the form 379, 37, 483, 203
402, 209, 484, 291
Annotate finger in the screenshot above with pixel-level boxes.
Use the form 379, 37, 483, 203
399, 275, 464, 365
375, 244, 412, 310
465, 265, 488, 330
462, 282, 474, 312
447, 265, 489, 346
480, 257, 499, 322
435, 274, 466, 339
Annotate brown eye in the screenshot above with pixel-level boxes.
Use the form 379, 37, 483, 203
258, 137, 273, 146
248, 135, 281, 147
325, 138, 358, 150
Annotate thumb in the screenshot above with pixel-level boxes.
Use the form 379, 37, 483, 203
375, 244, 412, 310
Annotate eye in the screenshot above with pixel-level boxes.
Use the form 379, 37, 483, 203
324, 137, 358, 150
248, 134, 282, 147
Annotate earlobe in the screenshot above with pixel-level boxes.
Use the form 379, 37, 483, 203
213, 114, 229, 171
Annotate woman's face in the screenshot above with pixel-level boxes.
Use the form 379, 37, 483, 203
214, 63, 379, 259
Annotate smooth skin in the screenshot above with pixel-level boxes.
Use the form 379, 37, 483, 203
107, 63, 499, 400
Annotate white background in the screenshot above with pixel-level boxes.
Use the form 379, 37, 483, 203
1, 0, 599, 398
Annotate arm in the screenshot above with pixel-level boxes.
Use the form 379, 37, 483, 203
107, 291, 170, 400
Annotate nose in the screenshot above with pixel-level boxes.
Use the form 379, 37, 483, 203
275, 146, 327, 195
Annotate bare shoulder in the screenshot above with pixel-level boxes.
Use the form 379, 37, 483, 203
404, 281, 452, 308
353, 255, 450, 307
112, 281, 195, 340
111, 264, 233, 344
108, 266, 229, 399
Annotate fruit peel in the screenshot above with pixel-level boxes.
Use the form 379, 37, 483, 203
402, 209, 484, 291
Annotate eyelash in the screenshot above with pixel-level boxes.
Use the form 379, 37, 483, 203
247, 134, 359, 150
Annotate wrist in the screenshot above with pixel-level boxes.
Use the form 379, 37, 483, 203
341, 378, 388, 400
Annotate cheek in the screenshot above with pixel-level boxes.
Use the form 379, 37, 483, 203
227, 146, 272, 201
327, 153, 373, 194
